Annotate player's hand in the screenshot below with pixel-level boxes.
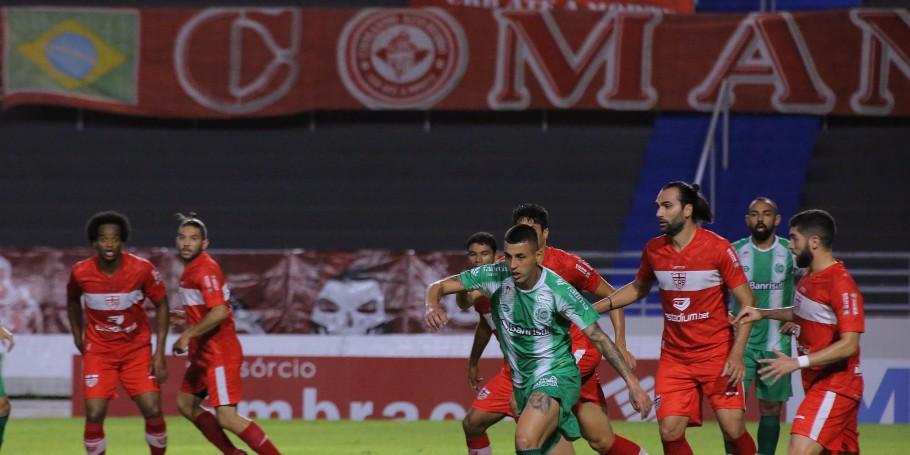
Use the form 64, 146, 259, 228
722, 352, 746, 386
627, 381, 652, 419
467, 364, 483, 391
73, 335, 84, 355
424, 304, 449, 329
732, 307, 762, 326
757, 349, 799, 386
0, 325, 14, 352
618, 346, 637, 371
172, 333, 190, 356
151, 353, 168, 384
779, 322, 799, 335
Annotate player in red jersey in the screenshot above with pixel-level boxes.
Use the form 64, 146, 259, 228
453, 204, 645, 455
734, 209, 863, 455
592, 182, 757, 455
67, 211, 169, 455
171, 214, 281, 455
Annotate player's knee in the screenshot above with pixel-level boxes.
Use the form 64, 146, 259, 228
85, 409, 106, 423
658, 422, 685, 441
0, 397, 11, 416
585, 433, 614, 452
175, 398, 195, 419
513, 430, 539, 450
461, 411, 488, 437
759, 400, 782, 416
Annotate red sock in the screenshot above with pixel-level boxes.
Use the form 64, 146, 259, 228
144, 416, 167, 455
467, 433, 492, 455
607, 434, 645, 455
239, 421, 281, 455
662, 434, 694, 455
84, 421, 107, 455
193, 411, 238, 454
731, 430, 757, 455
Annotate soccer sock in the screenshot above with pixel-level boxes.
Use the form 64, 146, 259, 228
144, 416, 167, 455
467, 434, 492, 455
0, 415, 8, 448
193, 411, 239, 454
515, 450, 542, 455
731, 430, 757, 455
661, 435, 694, 455
607, 434, 648, 455
238, 421, 281, 455
758, 415, 781, 455
84, 421, 107, 455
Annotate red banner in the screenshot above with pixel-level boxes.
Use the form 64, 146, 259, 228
72, 356, 762, 420
410, 0, 694, 14
2, 7, 909, 117
0, 247, 480, 335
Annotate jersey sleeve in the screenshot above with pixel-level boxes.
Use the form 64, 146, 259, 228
634, 249, 656, 283
142, 264, 168, 303
195, 264, 229, 309
66, 268, 82, 302
831, 274, 864, 334
554, 279, 600, 330
718, 241, 748, 289
562, 253, 604, 294
459, 263, 507, 297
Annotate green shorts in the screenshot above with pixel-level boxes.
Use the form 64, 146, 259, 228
514, 372, 581, 455
743, 348, 792, 402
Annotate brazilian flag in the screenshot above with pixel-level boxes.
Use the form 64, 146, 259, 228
4, 8, 138, 104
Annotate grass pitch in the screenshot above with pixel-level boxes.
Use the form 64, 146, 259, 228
4, 418, 907, 454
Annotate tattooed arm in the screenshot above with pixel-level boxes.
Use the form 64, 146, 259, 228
582, 322, 652, 419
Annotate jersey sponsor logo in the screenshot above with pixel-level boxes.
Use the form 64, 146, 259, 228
534, 375, 558, 388
671, 272, 686, 289
653, 394, 661, 411
337, 8, 468, 109
842, 292, 851, 316
94, 322, 138, 333
85, 374, 99, 388
672, 297, 690, 311
665, 311, 709, 323
750, 281, 784, 291
107, 315, 125, 326
501, 319, 551, 336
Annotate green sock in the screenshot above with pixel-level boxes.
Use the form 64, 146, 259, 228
0, 415, 8, 447
516, 450, 543, 455
724, 439, 734, 454
758, 414, 781, 455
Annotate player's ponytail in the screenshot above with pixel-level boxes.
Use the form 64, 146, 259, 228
663, 181, 714, 224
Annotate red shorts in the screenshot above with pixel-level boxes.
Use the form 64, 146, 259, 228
654, 354, 744, 426
471, 366, 515, 417
791, 388, 860, 453
181, 357, 243, 407
82, 349, 159, 399
575, 347, 607, 405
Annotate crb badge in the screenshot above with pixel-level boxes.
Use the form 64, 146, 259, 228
85, 374, 100, 388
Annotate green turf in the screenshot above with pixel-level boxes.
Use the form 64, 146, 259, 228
3, 418, 907, 454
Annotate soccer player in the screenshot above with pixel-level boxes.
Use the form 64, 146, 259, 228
727, 197, 797, 455
67, 211, 169, 455
427, 224, 651, 455
459, 205, 646, 455
734, 209, 863, 455
592, 182, 757, 455
459, 232, 575, 455
172, 214, 281, 455
0, 324, 13, 449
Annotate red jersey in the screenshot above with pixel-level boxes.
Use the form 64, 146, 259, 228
178, 252, 243, 362
67, 253, 166, 355
793, 261, 864, 400
541, 246, 604, 351
636, 227, 747, 361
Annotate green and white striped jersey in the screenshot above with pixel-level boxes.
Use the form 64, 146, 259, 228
731, 235, 796, 352
459, 262, 599, 388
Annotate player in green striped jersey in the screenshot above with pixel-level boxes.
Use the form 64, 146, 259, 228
426, 225, 651, 455
727, 197, 797, 455
0, 324, 13, 449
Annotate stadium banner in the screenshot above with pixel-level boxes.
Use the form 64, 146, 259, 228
0, 247, 475, 335
69, 353, 910, 423
1, 7, 909, 116
408, 0, 694, 14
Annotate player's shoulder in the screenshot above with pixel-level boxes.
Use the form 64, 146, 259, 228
700, 227, 734, 247
543, 268, 583, 296
186, 253, 223, 276
731, 237, 750, 249
123, 252, 155, 270
643, 234, 669, 251
70, 256, 96, 274
545, 245, 574, 262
